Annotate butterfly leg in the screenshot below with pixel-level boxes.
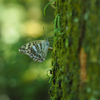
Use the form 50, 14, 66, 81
48, 47, 53, 51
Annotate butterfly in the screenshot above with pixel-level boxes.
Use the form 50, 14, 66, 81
19, 39, 53, 62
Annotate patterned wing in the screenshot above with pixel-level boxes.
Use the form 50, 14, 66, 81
19, 40, 49, 62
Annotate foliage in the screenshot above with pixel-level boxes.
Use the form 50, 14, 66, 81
0, 0, 54, 100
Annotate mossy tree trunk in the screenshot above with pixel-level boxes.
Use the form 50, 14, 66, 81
49, 0, 100, 100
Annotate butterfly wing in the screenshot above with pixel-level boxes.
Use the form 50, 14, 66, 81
19, 41, 37, 56
19, 40, 49, 62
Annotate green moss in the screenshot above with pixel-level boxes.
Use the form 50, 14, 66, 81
49, 0, 100, 100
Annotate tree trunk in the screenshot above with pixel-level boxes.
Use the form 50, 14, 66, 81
49, 0, 100, 100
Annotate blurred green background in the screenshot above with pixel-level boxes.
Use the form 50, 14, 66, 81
0, 0, 54, 100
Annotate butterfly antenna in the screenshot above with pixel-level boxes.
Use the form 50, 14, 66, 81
43, 27, 46, 39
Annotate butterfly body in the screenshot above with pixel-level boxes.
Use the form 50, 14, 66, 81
19, 39, 52, 62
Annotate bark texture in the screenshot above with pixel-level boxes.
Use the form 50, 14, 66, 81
49, 0, 100, 100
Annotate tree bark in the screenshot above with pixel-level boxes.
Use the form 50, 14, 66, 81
49, 0, 100, 100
